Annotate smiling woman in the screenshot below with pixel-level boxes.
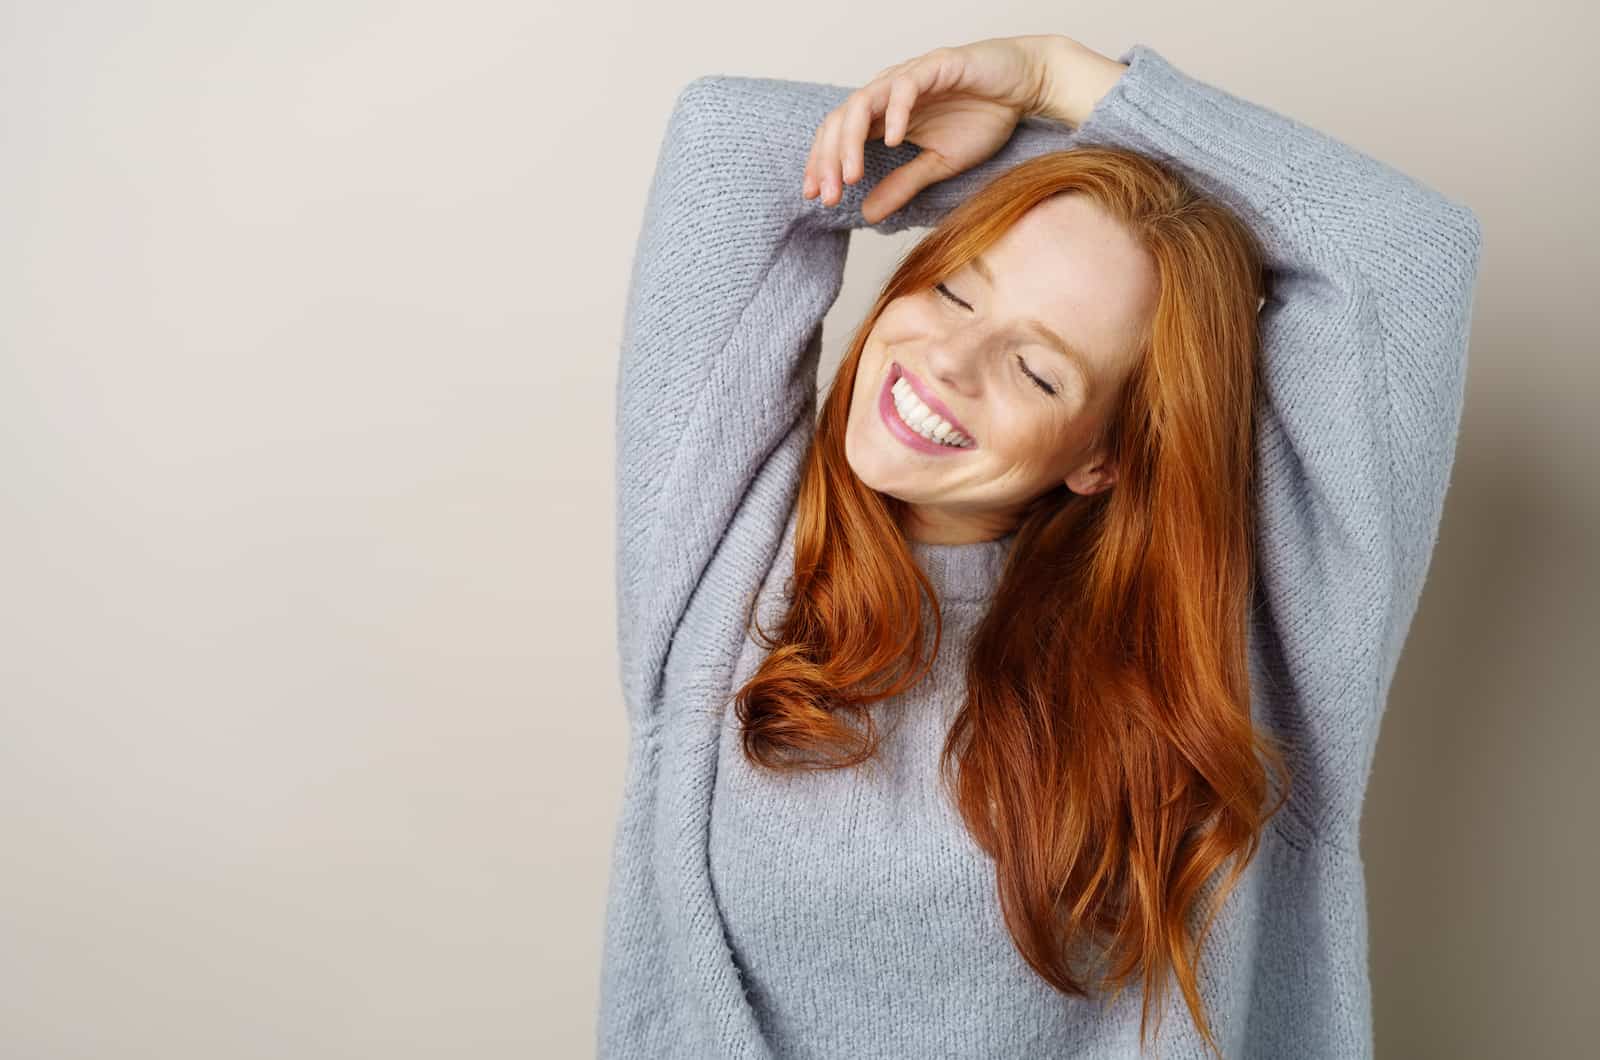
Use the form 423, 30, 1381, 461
739, 141, 1281, 1055
600, 36, 1483, 1060
843, 184, 1158, 544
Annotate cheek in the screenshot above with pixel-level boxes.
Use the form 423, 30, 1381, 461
850, 342, 887, 407
985, 396, 1073, 465
992, 393, 1056, 448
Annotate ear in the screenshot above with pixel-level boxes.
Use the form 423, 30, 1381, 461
1064, 459, 1117, 497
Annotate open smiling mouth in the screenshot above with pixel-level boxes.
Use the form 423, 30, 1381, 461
877, 361, 977, 453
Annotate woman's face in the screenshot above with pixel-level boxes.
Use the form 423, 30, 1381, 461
844, 192, 1160, 544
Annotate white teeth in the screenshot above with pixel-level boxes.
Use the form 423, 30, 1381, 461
891, 378, 971, 447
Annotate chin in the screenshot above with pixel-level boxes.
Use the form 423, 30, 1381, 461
842, 421, 902, 496
841, 423, 874, 486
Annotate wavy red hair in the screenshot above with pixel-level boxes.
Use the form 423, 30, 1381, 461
730, 145, 1291, 1058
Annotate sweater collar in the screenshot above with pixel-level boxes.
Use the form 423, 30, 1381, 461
906, 531, 1016, 604
766, 507, 1017, 605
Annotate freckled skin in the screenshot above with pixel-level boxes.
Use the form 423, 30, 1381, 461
843, 192, 1160, 544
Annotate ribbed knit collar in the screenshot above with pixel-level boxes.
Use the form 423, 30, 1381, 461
766, 508, 1017, 605
906, 531, 1017, 604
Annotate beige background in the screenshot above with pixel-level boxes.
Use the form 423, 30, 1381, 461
2, 2, 1594, 1057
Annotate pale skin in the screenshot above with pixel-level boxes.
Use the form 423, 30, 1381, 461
803, 35, 1156, 546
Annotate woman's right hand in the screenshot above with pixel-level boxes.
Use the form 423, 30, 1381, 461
802, 34, 1107, 224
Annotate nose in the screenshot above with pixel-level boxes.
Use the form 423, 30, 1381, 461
922, 326, 986, 399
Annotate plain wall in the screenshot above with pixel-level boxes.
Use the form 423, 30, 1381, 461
2, 2, 1594, 1056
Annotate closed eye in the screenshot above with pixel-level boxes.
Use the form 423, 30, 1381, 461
934, 282, 1060, 397
1012, 353, 1059, 396
933, 281, 970, 311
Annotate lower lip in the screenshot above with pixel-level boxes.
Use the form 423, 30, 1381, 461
878, 365, 972, 455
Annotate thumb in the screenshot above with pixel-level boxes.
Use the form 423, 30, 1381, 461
861, 149, 956, 224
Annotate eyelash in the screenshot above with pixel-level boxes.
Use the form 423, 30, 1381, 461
933, 283, 1060, 397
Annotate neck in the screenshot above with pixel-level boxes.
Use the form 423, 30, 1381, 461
900, 504, 1021, 545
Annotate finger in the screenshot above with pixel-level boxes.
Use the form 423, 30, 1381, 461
860, 150, 955, 224
905, 50, 957, 105
811, 109, 835, 204
802, 120, 823, 198
822, 106, 849, 205
883, 74, 918, 147
812, 109, 838, 203
840, 87, 878, 186
870, 57, 942, 156
805, 100, 847, 200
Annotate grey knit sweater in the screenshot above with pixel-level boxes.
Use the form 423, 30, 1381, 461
600, 42, 1483, 1059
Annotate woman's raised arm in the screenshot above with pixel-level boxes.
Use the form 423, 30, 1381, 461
1052, 42, 1483, 848
613, 73, 1083, 729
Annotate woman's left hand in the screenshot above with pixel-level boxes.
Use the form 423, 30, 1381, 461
802, 34, 1117, 224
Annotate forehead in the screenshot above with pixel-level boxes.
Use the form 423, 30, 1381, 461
975, 193, 1158, 375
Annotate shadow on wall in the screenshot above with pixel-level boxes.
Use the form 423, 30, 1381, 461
1365, 403, 1596, 1060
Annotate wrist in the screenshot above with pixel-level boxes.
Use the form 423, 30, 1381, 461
1030, 35, 1128, 128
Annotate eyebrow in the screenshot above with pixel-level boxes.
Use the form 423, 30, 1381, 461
970, 254, 1094, 393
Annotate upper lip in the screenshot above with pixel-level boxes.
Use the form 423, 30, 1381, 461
893, 362, 976, 441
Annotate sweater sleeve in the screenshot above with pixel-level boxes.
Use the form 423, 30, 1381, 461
613, 73, 1091, 728
1066, 44, 1484, 846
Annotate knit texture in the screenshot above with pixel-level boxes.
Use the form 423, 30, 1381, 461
600, 42, 1483, 1059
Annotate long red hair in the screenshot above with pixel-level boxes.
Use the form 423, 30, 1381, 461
731, 145, 1290, 1057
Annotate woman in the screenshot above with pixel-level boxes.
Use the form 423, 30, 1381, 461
599, 34, 1482, 1059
